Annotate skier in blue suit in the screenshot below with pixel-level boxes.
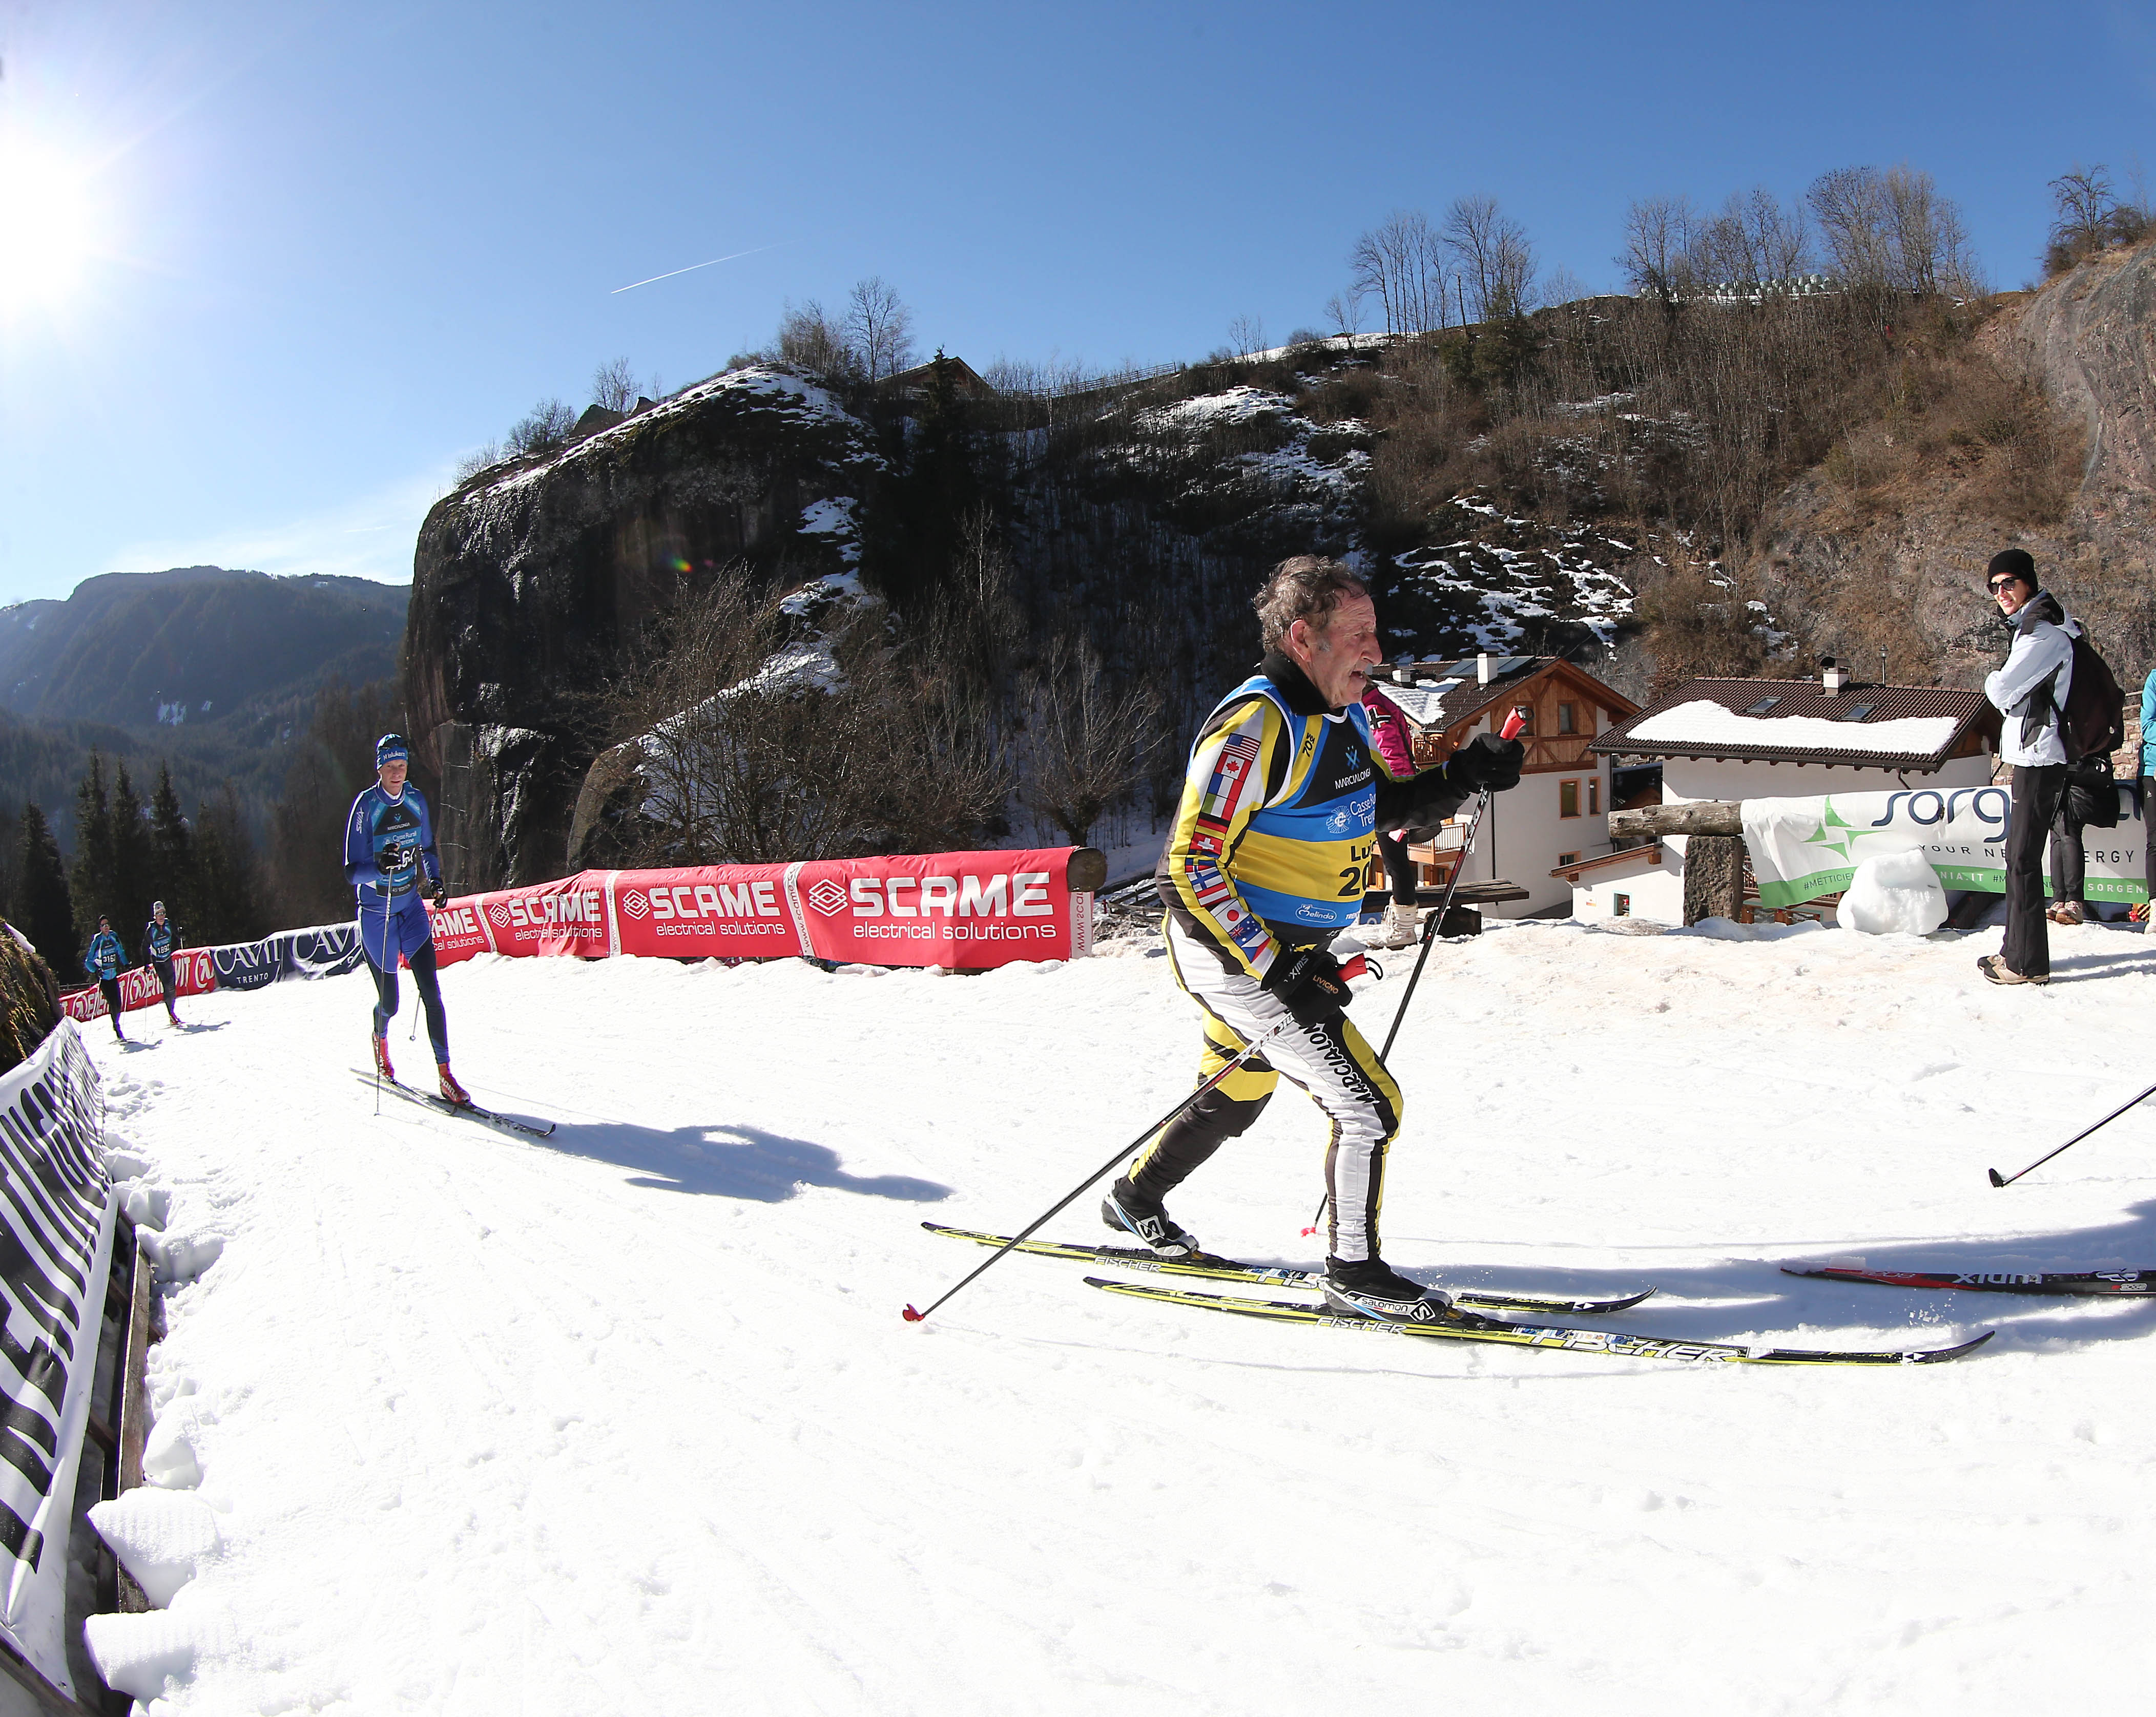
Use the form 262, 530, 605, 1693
143, 901, 182, 1027
82, 915, 128, 1042
345, 733, 468, 1104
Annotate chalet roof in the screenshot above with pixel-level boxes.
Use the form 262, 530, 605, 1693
1589, 677, 1999, 772
1369, 655, 1636, 735
881, 355, 996, 398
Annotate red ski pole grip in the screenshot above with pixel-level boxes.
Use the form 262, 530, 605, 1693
1500, 708, 1528, 742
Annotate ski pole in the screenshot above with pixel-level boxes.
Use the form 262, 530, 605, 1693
1378, 706, 1528, 1063
904, 1016, 1298, 1325
1987, 1077, 2156, 1187
1305, 708, 1526, 1239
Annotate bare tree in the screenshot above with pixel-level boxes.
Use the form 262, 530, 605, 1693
1692, 187, 1812, 288
1350, 211, 1448, 336
1621, 195, 1698, 305
506, 399, 576, 456
1322, 288, 1364, 337
1227, 312, 1266, 359
845, 277, 917, 383
1538, 265, 1593, 309
592, 567, 1011, 865
1022, 632, 1165, 846
2044, 162, 2143, 274
453, 439, 503, 483
777, 299, 854, 380
1443, 195, 1535, 322
591, 356, 643, 413
1808, 163, 1979, 296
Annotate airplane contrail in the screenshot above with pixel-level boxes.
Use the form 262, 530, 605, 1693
610, 242, 786, 294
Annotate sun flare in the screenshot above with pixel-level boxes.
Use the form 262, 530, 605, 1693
0, 140, 98, 315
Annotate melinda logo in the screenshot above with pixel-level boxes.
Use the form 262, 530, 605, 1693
807, 878, 850, 917
618, 890, 651, 920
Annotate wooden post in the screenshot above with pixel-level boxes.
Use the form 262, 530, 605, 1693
1682, 834, 1747, 925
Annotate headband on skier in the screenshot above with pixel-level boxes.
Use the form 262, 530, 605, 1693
375, 733, 410, 768
152, 901, 163, 914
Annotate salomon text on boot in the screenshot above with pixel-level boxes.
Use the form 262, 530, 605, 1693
1322, 1256, 1460, 1325
1101, 1177, 1200, 1257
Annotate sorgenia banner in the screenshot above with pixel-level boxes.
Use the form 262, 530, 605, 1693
428, 849, 1097, 970
1740, 784, 2147, 907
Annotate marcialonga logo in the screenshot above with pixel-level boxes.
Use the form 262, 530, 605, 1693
806, 878, 850, 917
618, 889, 651, 920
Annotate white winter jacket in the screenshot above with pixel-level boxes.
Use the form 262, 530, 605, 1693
1984, 593, 2078, 768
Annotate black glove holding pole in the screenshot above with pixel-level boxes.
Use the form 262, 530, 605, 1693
1262, 945, 1373, 1027
1446, 730, 1526, 792
1374, 720, 1527, 829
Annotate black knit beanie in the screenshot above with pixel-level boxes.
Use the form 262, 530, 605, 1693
1986, 548, 2037, 588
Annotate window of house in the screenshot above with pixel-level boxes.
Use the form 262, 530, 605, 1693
1558, 702, 1577, 735
1559, 851, 1580, 867
1588, 778, 1601, 815
1613, 893, 1631, 917
1559, 780, 1580, 818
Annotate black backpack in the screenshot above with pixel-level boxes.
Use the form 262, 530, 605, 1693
2061, 631, 2125, 763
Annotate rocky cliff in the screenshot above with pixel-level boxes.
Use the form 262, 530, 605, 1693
405, 368, 879, 885
1748, 241, 2156, 690
406, 349, 1643, 888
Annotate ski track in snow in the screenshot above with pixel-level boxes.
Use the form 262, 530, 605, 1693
89, 919, 2156, 1713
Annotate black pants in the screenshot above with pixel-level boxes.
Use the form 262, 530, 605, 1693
367, 940, 448, 1061
2143, 776, 2156, 924
151, 957, 177, 1013
2004, 764, 2067, 978
1375, 831, 1419, 905
97, 978, 122, 1033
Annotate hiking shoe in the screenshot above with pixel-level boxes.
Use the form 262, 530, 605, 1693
437, 1063, 472, 1107
1101, 1179, 1199, 1256
2047, 901, 2084, 926
371, 1034, 395, 1081
1322, 1256, 1457, 1324
1977, 954, 2048, 987
1381, 901, 1419, 950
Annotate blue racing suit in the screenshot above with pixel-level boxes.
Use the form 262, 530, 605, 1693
344, 783, 449, 1057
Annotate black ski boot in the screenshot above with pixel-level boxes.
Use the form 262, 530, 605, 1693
1322, 1256, 1460, 1325
1101, 1178, 1200, 1257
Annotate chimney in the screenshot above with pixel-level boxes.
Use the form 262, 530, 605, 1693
1820, 655, 1849, 695
1477, 652, 1492, 685
1392, 664, 1413, 685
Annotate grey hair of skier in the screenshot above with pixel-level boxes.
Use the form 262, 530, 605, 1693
1120, 555, 1525, 1325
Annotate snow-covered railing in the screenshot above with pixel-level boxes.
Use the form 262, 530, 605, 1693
0, 1019, 114, 1709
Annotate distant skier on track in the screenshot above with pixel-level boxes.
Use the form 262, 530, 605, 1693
83, 915, 128, 1042
345, 734, 469, 1105
143, 901, 182, 1027
1112, 555, 1523, 1325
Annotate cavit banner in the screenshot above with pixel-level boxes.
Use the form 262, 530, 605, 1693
429, 849, 1096, 971
1740, 784, 2148, 908
61, 924, 367, 1021
0, 1019, 112, 1702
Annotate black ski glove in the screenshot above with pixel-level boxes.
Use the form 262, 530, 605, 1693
1447, 731, 1525, 793
428, 877, 448, 908
378, 841, 410, 874
1262, 946, 1370, 1025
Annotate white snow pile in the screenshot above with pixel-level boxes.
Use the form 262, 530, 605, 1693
69, 914, 2156, 1712
1125, 386, 1369, 533
1836, 848, 1950, 935
1632, 699, 1960, 756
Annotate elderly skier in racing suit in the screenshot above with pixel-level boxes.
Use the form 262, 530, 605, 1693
1108, 556, 1524, 1323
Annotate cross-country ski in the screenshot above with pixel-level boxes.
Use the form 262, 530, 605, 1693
1786, 1261, 2156, 1296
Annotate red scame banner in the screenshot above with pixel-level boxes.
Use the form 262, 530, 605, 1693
427, 849, 1096, 971
60, 950, 217, 1021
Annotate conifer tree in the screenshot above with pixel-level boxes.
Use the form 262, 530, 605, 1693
149, 763, 194, 934
71, 753, 115, 952
192, 784, 268, 946
111, 761, 155, 940
15, 803, 75, 968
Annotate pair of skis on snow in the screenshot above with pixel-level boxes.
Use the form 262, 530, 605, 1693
354, 1069, 556, 1138
925, 1225, 2006, 1367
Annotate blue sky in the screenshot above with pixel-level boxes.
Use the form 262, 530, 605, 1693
3, 0, 2153, 603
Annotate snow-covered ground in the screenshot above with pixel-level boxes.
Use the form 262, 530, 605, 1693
83, 913, 2156, 1713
